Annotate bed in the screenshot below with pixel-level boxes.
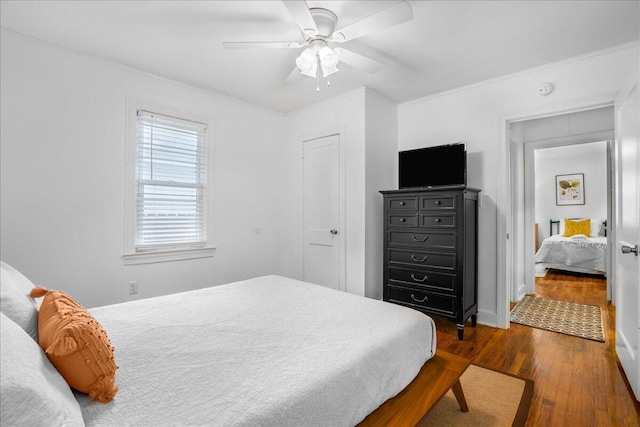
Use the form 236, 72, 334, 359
535, 218, 607, 276
1, 263, 440, 427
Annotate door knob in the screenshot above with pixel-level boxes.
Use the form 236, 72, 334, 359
330, 229, 338, 235
621, 244, 639, 256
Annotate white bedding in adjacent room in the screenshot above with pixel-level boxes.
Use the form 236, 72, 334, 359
76, 275, 437, 427
535, 234, 607, 276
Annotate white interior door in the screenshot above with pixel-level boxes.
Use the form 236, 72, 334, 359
302, 134, 342, 290
614, 67, 640, 401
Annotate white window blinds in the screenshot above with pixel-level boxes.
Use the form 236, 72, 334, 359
135, 111, 207, 250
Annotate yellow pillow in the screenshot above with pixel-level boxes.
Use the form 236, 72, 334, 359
563, 218, 590, 237
30, 287, 118, 403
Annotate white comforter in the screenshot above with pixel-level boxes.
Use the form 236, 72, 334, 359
76, 275, 437, 427
535, 234, 607, 275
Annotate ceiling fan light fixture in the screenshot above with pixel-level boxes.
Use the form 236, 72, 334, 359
321, 64, 339, 78
319, 46, 339, 77
224, 1, 415, 88
300, 62, 318, 78
318, 46, 338, 67
296, 48, 317, 74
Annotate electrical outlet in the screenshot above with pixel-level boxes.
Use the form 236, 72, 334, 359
128, 281, 138, 295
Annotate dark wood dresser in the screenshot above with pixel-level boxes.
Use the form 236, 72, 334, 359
380, 187, 481, 340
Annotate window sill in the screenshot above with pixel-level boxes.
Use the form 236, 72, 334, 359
122, 246, 216, 265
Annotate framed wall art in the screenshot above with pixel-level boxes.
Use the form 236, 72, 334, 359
556, 173, 584, 205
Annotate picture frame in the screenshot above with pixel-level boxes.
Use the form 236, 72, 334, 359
556, 173, 585, 205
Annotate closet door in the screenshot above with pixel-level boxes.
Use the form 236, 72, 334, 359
302, 134, 342, 291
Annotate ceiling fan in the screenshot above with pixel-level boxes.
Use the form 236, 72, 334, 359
223, 1, 414, 90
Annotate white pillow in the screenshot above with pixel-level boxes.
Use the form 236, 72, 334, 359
0, 261, 39, 341
590, 219, 604, 237
0, 312, 85, 427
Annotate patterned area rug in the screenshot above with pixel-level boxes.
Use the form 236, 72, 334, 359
510, 295, 605, 342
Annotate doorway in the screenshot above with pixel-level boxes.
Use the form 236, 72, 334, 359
499, 86, 639, 400
509, 106, 614, 303
532, 141, 610, 298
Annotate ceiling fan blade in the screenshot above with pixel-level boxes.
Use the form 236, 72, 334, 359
331, 1, 413, 43
223, 41, 304, 49
335, 48, 384, 74
282, 0, 318, 36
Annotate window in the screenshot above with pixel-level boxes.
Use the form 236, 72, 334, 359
123, 104, 214, 265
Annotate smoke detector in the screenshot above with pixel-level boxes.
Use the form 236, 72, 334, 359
538, 82, 554, 96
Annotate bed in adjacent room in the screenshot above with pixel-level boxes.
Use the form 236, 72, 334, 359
1, 263, 445, 427
535, 218, 607, 276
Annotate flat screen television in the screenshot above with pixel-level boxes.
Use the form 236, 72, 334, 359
399, 142, 467, 189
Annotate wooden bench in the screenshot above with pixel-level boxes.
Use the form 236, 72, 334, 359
358, 350, 471, 427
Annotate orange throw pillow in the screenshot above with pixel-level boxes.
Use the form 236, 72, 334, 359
563, 218, 591, 237
30, 287, 118, 403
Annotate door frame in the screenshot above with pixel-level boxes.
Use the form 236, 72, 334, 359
522, 135, 613, 298
298, 127, 347, 291
496, 94, 618, 328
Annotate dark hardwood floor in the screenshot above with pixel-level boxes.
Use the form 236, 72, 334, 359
433, 269, 640, 426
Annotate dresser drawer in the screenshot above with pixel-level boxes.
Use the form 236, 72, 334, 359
388, 231, 456, 250
388, 249, 456, 271
387, 197, 418, 211
388, 213, 419, 228
387, 285, 456, 315
420, 213, 456, 229
420, 195, 456, 210
388, 267, 456, 291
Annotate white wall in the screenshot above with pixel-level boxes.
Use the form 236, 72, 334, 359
282, 88, 397, 298
0, 33, 286, 308
282, 89, 367, 295
398, 43, 638, 326
0, 33, 397, 309
535, 142, 608, 241
364, 91, 398, 299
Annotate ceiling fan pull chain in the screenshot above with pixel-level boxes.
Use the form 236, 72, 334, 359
316, 69, 320, 92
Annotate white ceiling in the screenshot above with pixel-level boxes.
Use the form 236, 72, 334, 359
1, 1, 638, 114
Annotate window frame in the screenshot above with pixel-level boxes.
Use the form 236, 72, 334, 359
123, 100, 215, 265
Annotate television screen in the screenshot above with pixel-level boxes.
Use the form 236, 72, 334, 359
399, 142, 467, 189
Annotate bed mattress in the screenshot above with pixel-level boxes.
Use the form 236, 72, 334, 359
76, 275, 437, 426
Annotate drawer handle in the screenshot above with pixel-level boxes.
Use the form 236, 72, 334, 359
412, 235, 428, 242
411, 294, 428, 303
411, 255, 427, 262
400, 218, 406, 222
400, 201, 405, 206
411, 274, 428, 282
434, 218, 441, 223
435, 200, 441, 205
